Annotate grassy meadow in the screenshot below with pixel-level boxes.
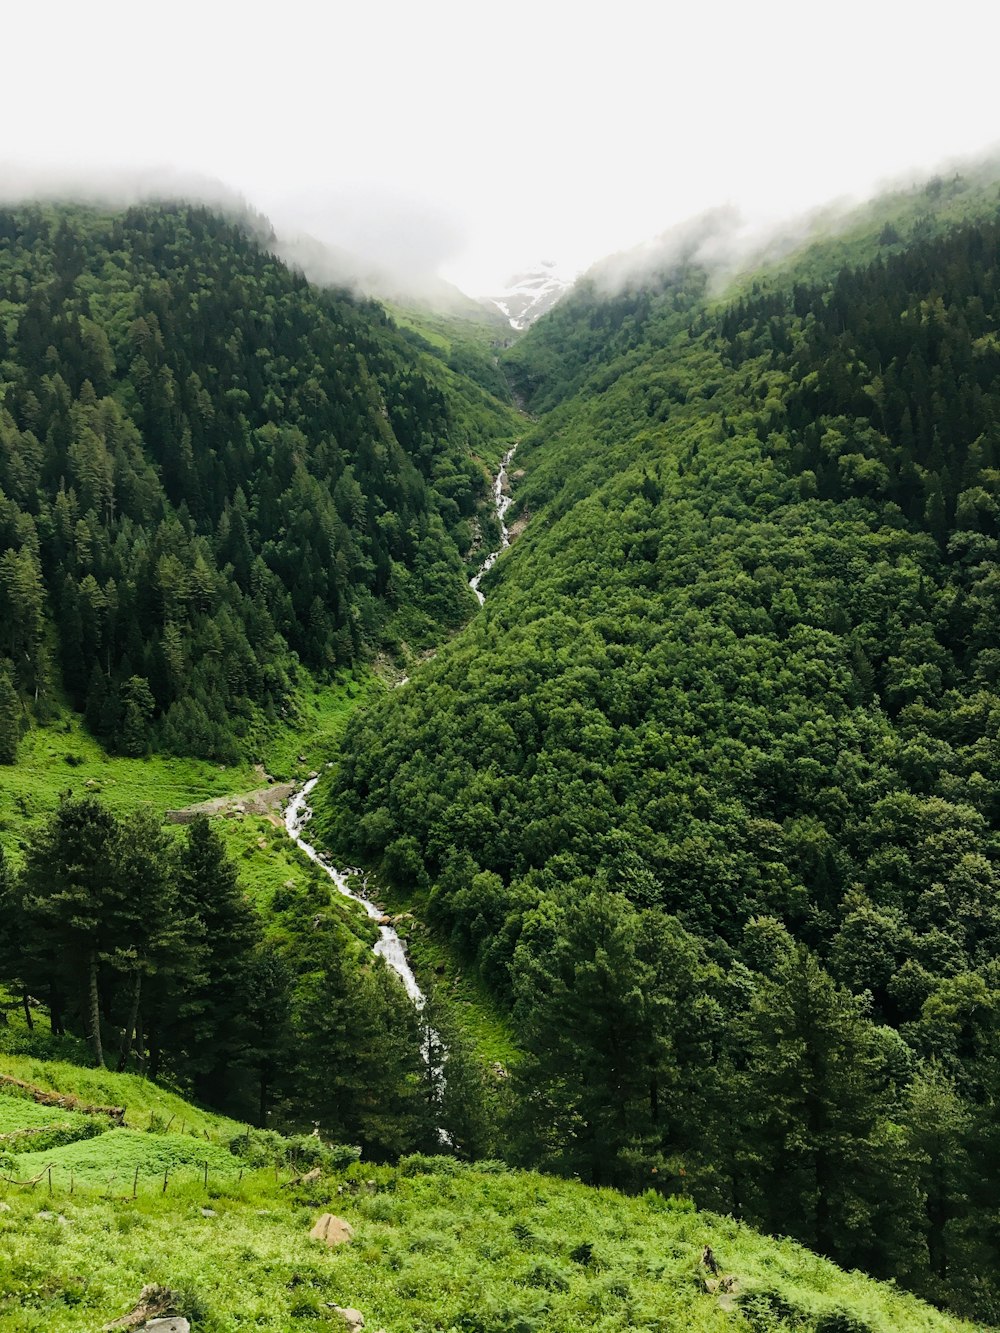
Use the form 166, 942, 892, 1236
0, 1054, 981, 1333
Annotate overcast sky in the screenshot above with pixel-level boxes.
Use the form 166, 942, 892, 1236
5, 0, 1000, 294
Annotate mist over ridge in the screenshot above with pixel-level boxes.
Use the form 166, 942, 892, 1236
3, 145, 1000, 319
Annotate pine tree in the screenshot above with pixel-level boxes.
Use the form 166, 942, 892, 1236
244, 943, 295, 1128
0, 662, 20, 764
291, 919, 424, 1159
901, 1064, 971, 1290
0, 845, 32, 1029
154, 816, 260, 1101
734, 943, 898, 1268
109, 808, 179, 1072
508, 890, 666, 1187
21, 798, 124, 1066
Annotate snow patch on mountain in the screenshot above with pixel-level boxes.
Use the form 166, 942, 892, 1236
481, 260, 574, 330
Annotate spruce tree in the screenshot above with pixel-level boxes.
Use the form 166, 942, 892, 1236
291, 919, 424, 1160
20, 798, 124, 1066
508, 890, 664, 1187
109, 807, 179, 1071
734, 942, 899, 1268
0, 662, 20, 764
155, 816, 260, 1102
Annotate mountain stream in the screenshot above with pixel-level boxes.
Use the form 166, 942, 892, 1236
470, 444, 518, 606
282, 447, 518, 1024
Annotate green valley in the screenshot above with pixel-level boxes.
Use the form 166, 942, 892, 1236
316, 173, 1000, 1320
6, 176, 1000, 1330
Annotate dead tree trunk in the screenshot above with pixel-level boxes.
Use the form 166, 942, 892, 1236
117, 971, 142, 1072
87, 951, 104, 1068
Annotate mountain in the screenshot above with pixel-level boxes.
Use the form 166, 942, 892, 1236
481, 260, 574, 329
0, 201, 519, 764
9, 172, 1000, 1328
316, 171, 1000, 1321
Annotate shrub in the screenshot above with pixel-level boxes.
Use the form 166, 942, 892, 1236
228, 1127, 359, 1172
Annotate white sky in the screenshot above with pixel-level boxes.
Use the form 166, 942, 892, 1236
4, 0, 1000, 294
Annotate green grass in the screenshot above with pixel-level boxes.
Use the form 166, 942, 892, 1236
0, 1097, 94, 1136
0, 713, 259, 862
218, 814, 318, 908
0, 670, 381, 864
0, 1056, 244, 1140
0, 1055, 982, 1332
341, 879, 519, 1067
259, 669, 382, 781
12, 1128, 240, 1186
399, 925, 520, 1067
218, 814, 378, 947
0, 1154, 981, 1333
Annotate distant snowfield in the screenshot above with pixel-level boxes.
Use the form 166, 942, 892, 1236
482, 260, 575, 329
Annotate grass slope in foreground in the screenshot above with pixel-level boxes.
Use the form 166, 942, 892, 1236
0, 1055, 979, 1333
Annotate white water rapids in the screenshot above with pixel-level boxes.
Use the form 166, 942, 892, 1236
469, 444, 518, 606
284, 778, 425, 1005
281, 447, 518, 1041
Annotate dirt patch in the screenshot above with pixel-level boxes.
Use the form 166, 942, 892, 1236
508, 513, 530, 543
165, 784, 295, 825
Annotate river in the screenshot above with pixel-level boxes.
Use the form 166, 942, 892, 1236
284, 779, 424, 1003
282, 445, 518, 1009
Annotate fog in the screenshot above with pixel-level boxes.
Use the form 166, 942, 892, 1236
3, 0, 1000, 297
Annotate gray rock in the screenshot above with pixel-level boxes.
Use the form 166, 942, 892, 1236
200, 1207, 217, 1217
139, 1321, 190, 1333
327, 1307, 364, 1332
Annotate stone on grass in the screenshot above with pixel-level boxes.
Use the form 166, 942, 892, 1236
327, 1306, 364, 1332
310, 1212, 354, 1246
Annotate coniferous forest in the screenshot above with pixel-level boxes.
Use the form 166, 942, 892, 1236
316, 184, 1000, 1318
5, 183, 1000, 1329
0, 203, 510, 763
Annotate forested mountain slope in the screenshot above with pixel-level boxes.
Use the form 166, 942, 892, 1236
317, 182, 1000, 1319
0, 203, 518, 762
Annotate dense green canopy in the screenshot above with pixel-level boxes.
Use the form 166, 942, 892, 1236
316, 183, 1000, 1318
0, 203, 515, 760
